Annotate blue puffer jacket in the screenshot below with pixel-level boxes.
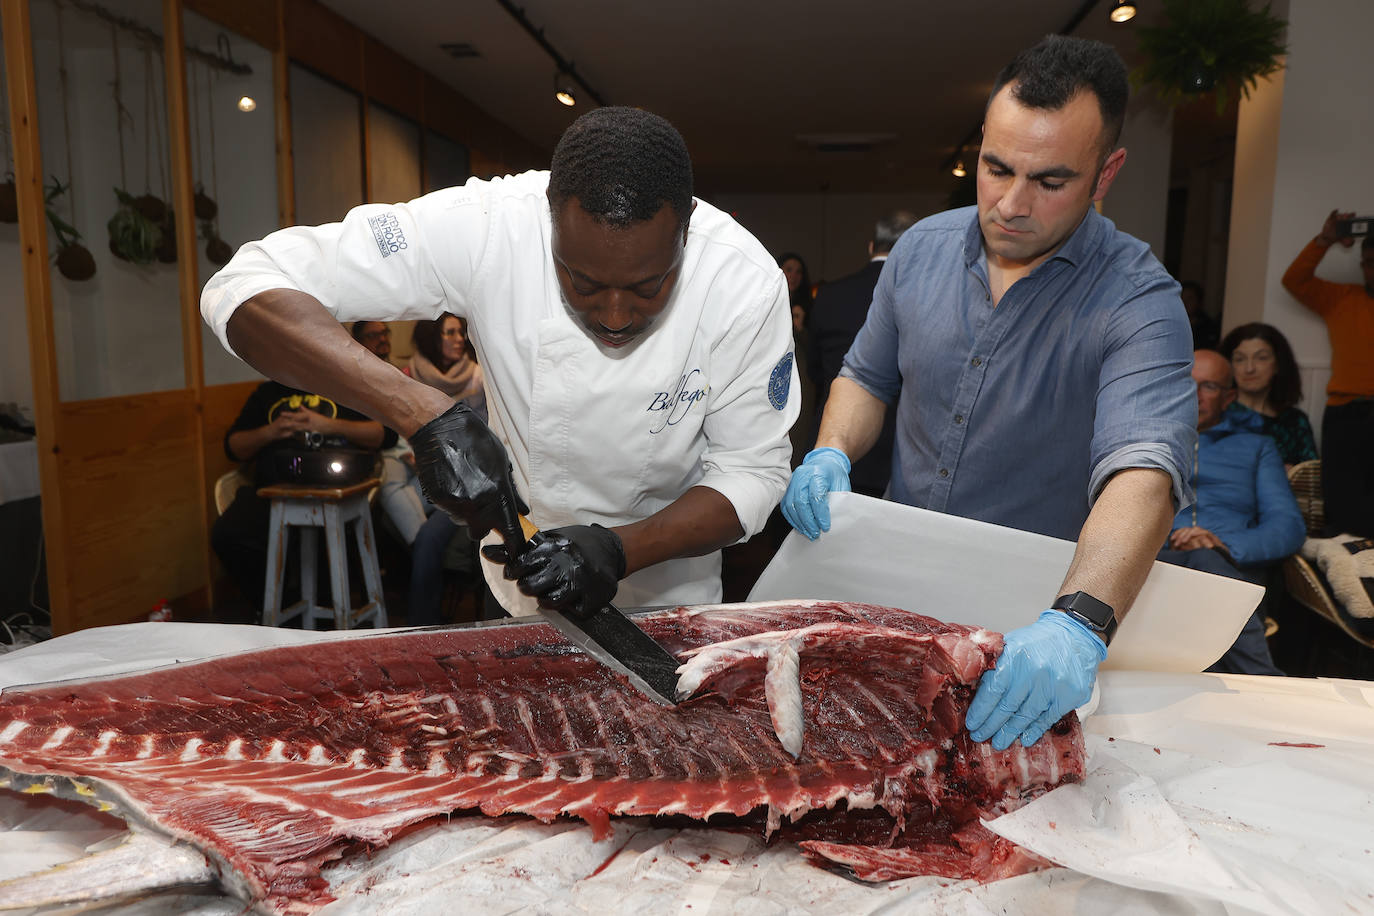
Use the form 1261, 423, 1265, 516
1171, 408, 1306, 568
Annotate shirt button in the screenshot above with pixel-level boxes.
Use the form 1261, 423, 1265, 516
939, 468, 950, 478
954, 414, 964, 425
971, 357, 982, 367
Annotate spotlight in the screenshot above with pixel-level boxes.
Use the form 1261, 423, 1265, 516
1109, 1, 1137, 23
952, 160, 967, 178
237, 95, 257, 112
554, 72, 576, 107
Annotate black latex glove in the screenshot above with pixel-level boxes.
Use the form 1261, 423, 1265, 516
482, 524, 626, 616
409, 403, 527, 540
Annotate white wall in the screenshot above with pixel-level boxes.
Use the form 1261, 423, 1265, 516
1224, 0, 1374, 435
1101, 95, 1173, 259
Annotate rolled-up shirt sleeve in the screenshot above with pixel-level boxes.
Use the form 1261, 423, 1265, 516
200, 184, 488, 357
698, 276, 799, 539
1088, 278, 1198, 511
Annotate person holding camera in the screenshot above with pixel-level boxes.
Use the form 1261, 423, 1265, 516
1281, 210, 1374, 537
211, 381, 397, 619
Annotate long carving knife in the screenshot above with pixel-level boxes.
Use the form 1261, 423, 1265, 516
494, 504, 681, 706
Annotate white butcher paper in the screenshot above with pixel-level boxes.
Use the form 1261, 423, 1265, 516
4, 626, 1374, 915
749, 491, 1264, 673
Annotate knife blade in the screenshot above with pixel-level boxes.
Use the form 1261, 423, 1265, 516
493, 502, 682, 706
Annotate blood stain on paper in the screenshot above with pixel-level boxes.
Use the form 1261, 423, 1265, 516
1268, 741, 1324, 748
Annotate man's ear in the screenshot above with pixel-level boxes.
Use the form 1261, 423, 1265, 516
1092, 148, 1127, 202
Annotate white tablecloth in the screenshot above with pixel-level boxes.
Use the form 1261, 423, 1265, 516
2, 623, 1373, 915
0, 440, 40, 506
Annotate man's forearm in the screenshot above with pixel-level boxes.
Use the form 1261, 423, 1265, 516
813, 376, 888, 461
1058, 468, 1175, 624
613, 486, 744, 576
226, 427, 276, 462
225, 290, 453, 436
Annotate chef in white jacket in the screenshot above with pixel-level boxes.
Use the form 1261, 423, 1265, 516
201, 107, 798, 614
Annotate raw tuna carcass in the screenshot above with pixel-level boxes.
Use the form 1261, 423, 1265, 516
0, 600, 1085, 913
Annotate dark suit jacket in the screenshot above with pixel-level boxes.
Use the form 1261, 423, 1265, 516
807, 259, 896, 497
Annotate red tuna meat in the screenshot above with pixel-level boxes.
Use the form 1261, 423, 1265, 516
0, 600, 1085, 913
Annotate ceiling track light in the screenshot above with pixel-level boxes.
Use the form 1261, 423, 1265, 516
554, 71, 577, 107
952, 159, 967, 178
495, 0, 607, 108
1110, 0, 1137, 23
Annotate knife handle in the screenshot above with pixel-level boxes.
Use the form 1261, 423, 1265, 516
496, 493, 535, 557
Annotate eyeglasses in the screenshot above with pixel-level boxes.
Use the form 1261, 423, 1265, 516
1196, 381, 1231, 394
361, 329, 390, 341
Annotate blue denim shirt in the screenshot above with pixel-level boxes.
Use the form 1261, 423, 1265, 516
840, 206, 1197, 541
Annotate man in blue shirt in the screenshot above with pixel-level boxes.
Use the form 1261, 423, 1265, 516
1159, 349, 1304, 675
782, 36, 1196, 751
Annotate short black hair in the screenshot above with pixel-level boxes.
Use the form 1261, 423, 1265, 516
350, 320, 381, 343
988, 35, 1129, 153
548, 107, 693, 229
1219, 322, 1304, 412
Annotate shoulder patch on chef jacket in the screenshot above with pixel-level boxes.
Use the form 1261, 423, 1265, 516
768, 353, 793, 410
368, 211, 409, 258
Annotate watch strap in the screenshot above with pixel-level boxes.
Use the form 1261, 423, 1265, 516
1052, 591, 1118, 646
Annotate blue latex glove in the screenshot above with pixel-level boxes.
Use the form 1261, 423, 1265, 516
965, 610, 1108, 751
780, 447, 852, 540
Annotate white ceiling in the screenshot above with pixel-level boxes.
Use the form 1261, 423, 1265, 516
318, 0, 1165, 195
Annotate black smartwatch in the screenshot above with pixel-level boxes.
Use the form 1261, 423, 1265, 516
1052, 591, 1118, 646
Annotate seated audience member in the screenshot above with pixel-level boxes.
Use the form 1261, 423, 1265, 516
408, 314, 487, 625
211, 381, 396, 619
1181, 281, 1220, 350
1281, 210, 1374, 537
350, 320, 395, 366
1219, 322, 1318, 469
352, 320, 428, 546
1158, 350, 1306, 675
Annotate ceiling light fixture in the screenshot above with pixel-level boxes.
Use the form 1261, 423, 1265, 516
236, 95, 256, 112
1110, 1, 1137, 23
554, 72, 577, 107
952, 159, 967, 178
495, 0, 607, 108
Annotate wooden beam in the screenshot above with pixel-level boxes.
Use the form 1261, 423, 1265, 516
183, 0, 277, 51
2, 0, 71, 630
164, 0, 214, 612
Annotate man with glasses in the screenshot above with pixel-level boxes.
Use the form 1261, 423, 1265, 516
1282, 211, 1374, 537
1157, 349, 1304, 674
350, 321, 394, 364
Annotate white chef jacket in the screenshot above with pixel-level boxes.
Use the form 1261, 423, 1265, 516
201, 171, 799, 608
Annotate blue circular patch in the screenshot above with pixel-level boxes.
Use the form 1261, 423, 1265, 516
768, 352, 793, 410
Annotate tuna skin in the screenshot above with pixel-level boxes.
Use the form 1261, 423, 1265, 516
0, 600, 1085, 913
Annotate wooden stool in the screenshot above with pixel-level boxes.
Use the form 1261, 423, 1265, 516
258, 477, 387, 629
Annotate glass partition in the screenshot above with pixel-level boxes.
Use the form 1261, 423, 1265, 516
30, 0, 184, 401
425, 128, 469, 194
183, 9, 272, 386
0, 25, 33, 418
290, 63, 362, 227
367, 100, 420, 205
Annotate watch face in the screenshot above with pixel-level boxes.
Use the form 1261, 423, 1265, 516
1057, 592, 1114, 628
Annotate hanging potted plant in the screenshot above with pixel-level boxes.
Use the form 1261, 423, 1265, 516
45, 178, 95, 281
1133, 0, 1288, 112
109, 186, 162, 264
